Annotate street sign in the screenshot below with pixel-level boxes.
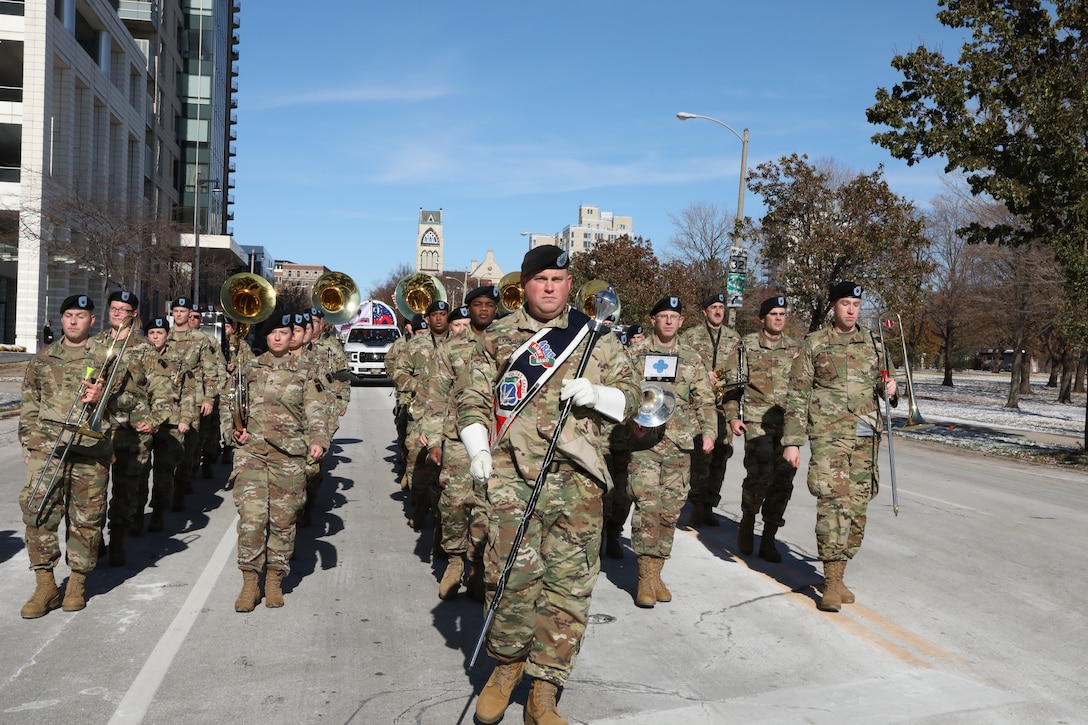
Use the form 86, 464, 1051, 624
726, 272, 745, 307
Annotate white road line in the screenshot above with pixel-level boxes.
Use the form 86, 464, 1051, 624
107, 515, 239, 725
896, 489, 988, 514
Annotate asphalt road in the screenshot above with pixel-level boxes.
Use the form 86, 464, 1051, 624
0, 383, 1084, 724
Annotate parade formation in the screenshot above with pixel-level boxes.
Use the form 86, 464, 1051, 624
15, 246, 900, 725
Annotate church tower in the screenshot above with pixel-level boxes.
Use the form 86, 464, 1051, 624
416, 208, 444, 275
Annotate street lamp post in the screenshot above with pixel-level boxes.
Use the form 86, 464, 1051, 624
192, 176, 221, 305
677, 111, 750, 326
520, 231, 558, 250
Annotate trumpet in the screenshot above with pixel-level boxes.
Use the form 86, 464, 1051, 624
497, 271, 523, 316
576, 279, 621, 321
394, 273, 446, 316
312, 271, 361, 325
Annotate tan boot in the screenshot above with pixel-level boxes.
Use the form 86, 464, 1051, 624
109, 528, 126, 567
818, 560, 844, 612
737, 511, 755, 554
62, 571, 87, 612
758, 524, 783, 563
839, 559, 855, 604
635, 556, 656, 608
652, 557, 672, 603
235, 569, 261, 612
475, 660, 525, 724
265, 568, 286, 608
438, 555, 464, 600
524, 678, 569, 725
21, 569, 61, 619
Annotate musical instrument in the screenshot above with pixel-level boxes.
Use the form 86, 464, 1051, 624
576, 279, 621, 321
221, 273, 277, 430
633, 382, 677, 427
884, 312, 930, 430
712, 345, 748, 407
497, 271, 523, 316
30, 314, 139, 523
311, 271, 361, 325
394, 273, 446, 316
875, 317, 900, 516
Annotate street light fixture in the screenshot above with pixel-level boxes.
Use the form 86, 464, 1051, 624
520, 231, 558, 250
192, 176, 221, 305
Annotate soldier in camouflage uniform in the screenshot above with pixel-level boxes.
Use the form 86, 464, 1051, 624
295, 311, 338, 528
457, 245, 639, 724
724, 295, 801, 563
783, 282, 897, 612
18, 295, 141, 617
626, 296, 716, 608
138, 316, 199, 533
600, 328, 637, 560
392, 300, 450, 529
196, 305, 228, 480
92, 291, 171, 565
167, 298, 221, 511
222, 310, 329, 612
679, 293, 742, 527
385, 319, 417, 483
416, 288, 498, 602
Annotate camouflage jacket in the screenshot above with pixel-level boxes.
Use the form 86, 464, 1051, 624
385, 335, 410, 404
19, 339, 140, 460
456, 307, 639, 491
626, 335, 715, 451
297, 346, 337, 431
221, 350, 330, 457
416, 328, 481, 448
678, 322, 743, 413
723, 330, 802, 438
90, 329, 171, 430
782, 325, 894, 446
311, 330, 350, 412
147, 342, 200, 428
167, 327, 222, 406
392, 330, 450, 413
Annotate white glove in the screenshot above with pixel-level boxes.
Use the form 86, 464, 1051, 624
459, 422, 492, 483
561, 377, 598, 407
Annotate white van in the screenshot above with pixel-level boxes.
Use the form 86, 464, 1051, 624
344, 324, 400, 380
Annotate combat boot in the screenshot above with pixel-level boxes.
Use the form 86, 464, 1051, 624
603, 526, 624, 560
466, 559, 486, 602
21, 569, 60, 619
148, 508, 165, 533
438, 555, 464, 600
737, 511, 755, 554
687, 503, 704, 528
702, 504, 720, 527
635, 556, 656, 608
407, 493, 430, 530
128, 515, 143, 537
109, 528, 126, 567
475, 660, 525, 724
818, 560, 844, 612
62, 571, 87, 612
651, 557, 672, 603
235, 569, 261, 612
839, 559, 855, 604
524, 678, 568, 725
265, 568, 286, 608
758, 524, 783, 563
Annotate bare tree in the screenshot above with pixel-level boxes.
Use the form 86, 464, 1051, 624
665, 201, 734, 299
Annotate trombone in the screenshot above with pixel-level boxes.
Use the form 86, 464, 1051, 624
220, 273, 277, 430
882, 311, 931, 431
28, 314, 139, 523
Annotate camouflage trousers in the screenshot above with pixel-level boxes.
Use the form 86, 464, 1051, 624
602, 451, 632, 534
484, 458, 603, 686
438, 445, 487, 557
20, 453, 109, 573
394, 405, 409, 470
806, 436, 878, 562
176, 423, 201, 496
740, 433, 798, 527
407, 428, 441, 500
142, 425, 185, 512
688, 413, 733, 507
108, 426, 152, 530
199, 404, 221, 467
230, 448, 306, 573
628, 442, 690, 558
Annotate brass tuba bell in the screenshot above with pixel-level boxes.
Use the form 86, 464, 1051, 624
497, 271, 524, 316
312, 271, 362, 325
576, 279, 621, 321
394, 273, 446, 316
220, 273, 277, 327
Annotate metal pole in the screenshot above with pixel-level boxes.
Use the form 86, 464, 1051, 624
193, 177, 201, 304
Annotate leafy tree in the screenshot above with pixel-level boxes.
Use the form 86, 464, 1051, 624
569, 236, 665, 326
746, 154, 932, 332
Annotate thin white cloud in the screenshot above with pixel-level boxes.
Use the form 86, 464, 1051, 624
249, 83, 452, 111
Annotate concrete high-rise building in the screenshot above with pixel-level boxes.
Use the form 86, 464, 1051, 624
0, 0, 241, 351
524, 205, 634, 258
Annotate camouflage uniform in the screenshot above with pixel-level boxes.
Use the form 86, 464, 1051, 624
298, 343, 337, 525
392, 329, 449, 519
167, 327, 220, 503
679, 322, 742, 512
311, 327, 350, 417
457, 307, 638, 685
18, 339, 138, 573
222, 350, 329, 574
782, 325, 892, 563
626, 337, 716, 559
140, 341, 199, 516
723, 330, 802, 528
385, 333, 411, 474
198, 337, 229, 475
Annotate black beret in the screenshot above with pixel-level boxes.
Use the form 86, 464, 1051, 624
759, 295, 788, 318
615, 330, 629, 346
171, 297, 196, 310
425, 300, 450, 315
829, 281, 863, 302
310, 306, 324, 318
145, 316, 169, 332
521, 244, 569, 277
651, 296, 683, 316
465, 285, 499, 304
448, 306, 469, 322
302, 310, 312, 324
291, 312, 307, 329
701, 293, 726, 309
108, 290, 139, 310
257, 310, 294, 338
60, 294, 94, 314
409, 314, 428, 331
628, 324, 644, 337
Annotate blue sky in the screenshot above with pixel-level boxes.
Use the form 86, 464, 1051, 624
233, 1, 968, 295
